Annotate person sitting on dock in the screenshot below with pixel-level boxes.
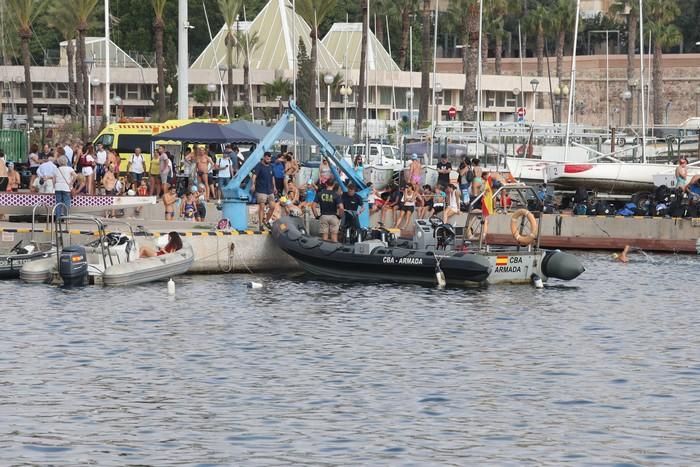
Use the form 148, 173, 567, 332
443, 184, 461, 225
139, 231, 183, 258
380, 184, 401, 228
314, 179, 344, 242
676, 157, 689, 189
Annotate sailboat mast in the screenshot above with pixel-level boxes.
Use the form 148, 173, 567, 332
476, 0, 483, 143
563, 0, 581, 162
638, 0, 646, 162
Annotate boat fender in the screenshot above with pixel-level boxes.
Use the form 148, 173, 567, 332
435, 263, 446, 288
616, 137, 626, 146
167, 278, 175, 295
510, 209, 538, 246
531, 273, 544, 289
247, 281, 263, 289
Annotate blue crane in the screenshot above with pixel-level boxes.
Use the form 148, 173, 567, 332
221, 100, 370, 230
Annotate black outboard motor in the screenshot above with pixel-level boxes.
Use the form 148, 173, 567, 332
59, 246, 88, 287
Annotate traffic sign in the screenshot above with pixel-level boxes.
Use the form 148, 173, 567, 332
448, 106, 457, 119
517, 107, 526, 118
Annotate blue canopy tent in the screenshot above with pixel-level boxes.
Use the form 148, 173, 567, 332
279, 122, 352, 147
226, 120, 296, 143
152, 122, 260, 144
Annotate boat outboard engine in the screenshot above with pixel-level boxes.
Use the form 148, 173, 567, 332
428, 216, 455, 250
59, 246, 88, 287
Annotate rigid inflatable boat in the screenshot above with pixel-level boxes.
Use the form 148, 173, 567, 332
0, 241, 55, 279
272, 216, 492, 286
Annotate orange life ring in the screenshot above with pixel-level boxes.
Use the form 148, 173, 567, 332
510, 208, 538, 246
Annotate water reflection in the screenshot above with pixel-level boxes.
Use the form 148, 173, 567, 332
0, 252, 698, 464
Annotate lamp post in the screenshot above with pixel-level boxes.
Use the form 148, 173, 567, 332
206, 83, 216, 117
85, 57, 95, 135
40, 108, 47, 146
620, 90, 632, 128
434, 82, 442, 123
324, 73, 334, 128
530, 78, 539, 124
166, 84, 173, 112
628, 79, 638, 125
512, 87, 521, 122
91, 78, 101, 130
553, 83, 569, 124
340, 84, 353, 137
405, 89, 413, 134
112, 95, 122, 121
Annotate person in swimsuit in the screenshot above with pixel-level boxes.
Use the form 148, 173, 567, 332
408, 154, 422, 185
181, 191, 197, 221
318, 158, 332, 185
676, 157, 689, 189
470, 158, 483, 197
163, 186, 178, 220
195, 146, 215, 201
139, 231, 183, 258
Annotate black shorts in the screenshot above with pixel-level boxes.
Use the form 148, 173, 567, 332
402, 205, 415, 213
433, 205, 444, 214
197, 204, 207, 219
274, 178, 285, 193
30, 167, 38, 175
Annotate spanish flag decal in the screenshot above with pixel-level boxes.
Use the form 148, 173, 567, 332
496, 256, 508, 266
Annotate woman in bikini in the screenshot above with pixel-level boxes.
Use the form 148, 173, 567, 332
139, 231, 183, 258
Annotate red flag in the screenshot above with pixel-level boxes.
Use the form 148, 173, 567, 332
481, 176, 494, 216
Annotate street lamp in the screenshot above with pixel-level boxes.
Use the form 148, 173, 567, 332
85, 57, 95, 134
620, 90, 632, 128
530, 79, 539, 124
206, 83, 216, 117
434, 82, 442, 123
512, 88, 521, 122
40, 108, 48, 146
553, 83, 569, 123
112, 95, 122, 120
166, 84, 173, 111
340, 84, 353, 137
91, 78, 101, 130
324, 73, 334, 128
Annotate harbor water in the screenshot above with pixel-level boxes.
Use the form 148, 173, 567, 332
1, 252, 699, 465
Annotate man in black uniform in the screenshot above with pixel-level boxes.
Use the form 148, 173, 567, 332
436, 153, 452, 189
314, 179, 344, 242
340, 183, 364, 237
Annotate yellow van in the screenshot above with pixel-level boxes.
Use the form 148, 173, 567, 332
93, 118, 228, 172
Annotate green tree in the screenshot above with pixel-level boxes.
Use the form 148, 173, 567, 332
234, 29, 260, 116
296, 38, 314, 116
447, 0, 479, 120
48, 3, 78, 119
217, 0, 242, 120
551, 0, 577, 81
263, 77, 293, 100
74, 0, 99, 138
355, 0, 368, 142
418, 0, 431, 124
524, 3, 550, 110
296, 0, 338, 124
610, 0, 639, 125
7, 0, 47, 129
394, 0, 418, 70
646, 0, 682, 124
152, 0, 168, 121
489, 0, 509, 75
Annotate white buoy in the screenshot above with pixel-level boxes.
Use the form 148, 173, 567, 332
247, 281, 263, 289
435, 265, 446, 288
531, 274, 544, 289
167, 278, 175, 294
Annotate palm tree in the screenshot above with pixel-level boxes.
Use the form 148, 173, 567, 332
490, 0, 508, 75
355, 0, 368, 142
152, 0, 168, 121
550, 0, 576, 81
610, 0, 638, 125
7, 0, 46, 130
48, 2, 78, 119
217, 0, 242, 119
296, 0, 337, 124
418, 0, 431, 124
234, 29, 260, 116
646, 0, 682, 125
75, 0, 98, 138
263, 77, 293, 117
524, 3, 549, 109
395, 0, 418, 70
447, 0, 478, 121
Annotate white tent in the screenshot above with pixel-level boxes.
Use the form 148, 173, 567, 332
322, 23, 400, 72
59, 37, 142, 69
190, 0, 339, 71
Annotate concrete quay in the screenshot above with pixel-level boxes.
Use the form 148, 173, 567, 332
1, 203, 698, 278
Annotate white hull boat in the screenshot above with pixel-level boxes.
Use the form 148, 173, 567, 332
544, 161, 700, 192
0, 192, 157, 216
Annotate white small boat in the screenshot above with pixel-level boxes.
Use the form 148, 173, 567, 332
0, 192, 157, 216
0, 242, 55, 279
544, 161, 700, 193
20, 217, 194, 286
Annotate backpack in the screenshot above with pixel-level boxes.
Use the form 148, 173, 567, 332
466, 168, 474, 183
